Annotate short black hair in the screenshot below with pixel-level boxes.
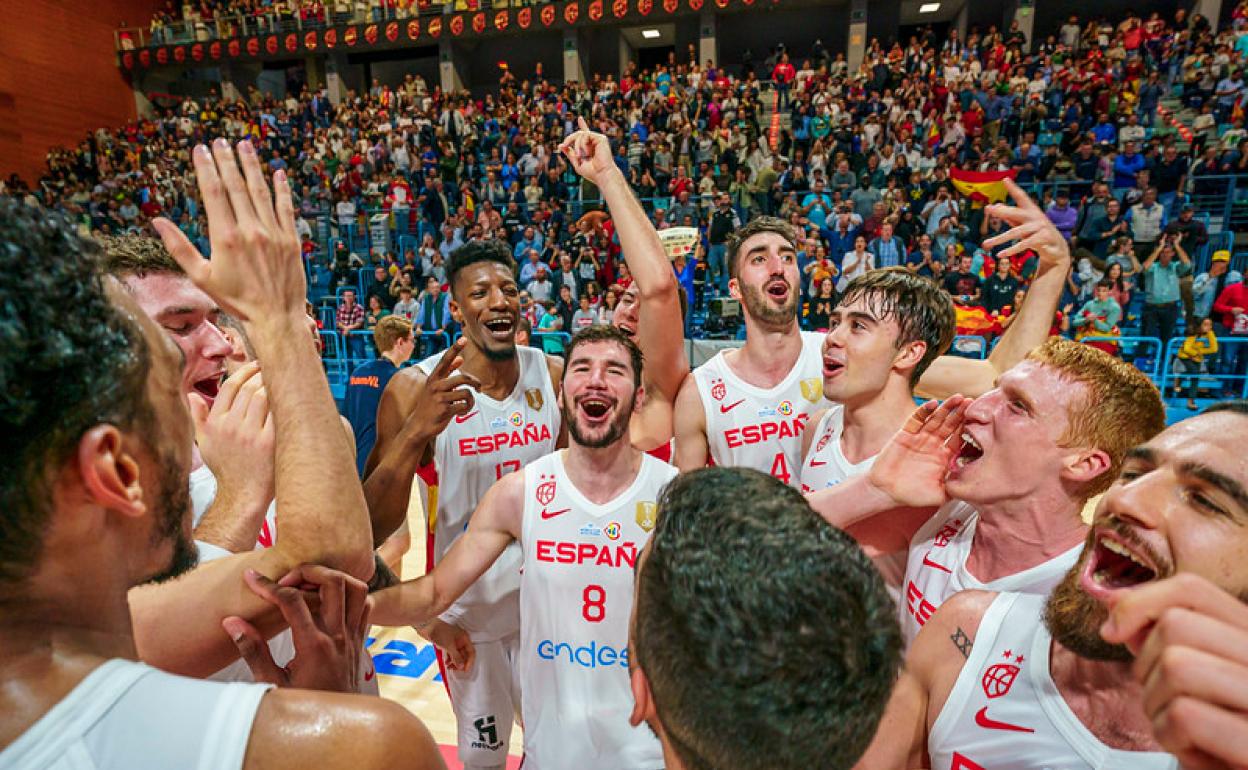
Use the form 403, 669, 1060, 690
724, 216, 797, 280
634, 468, 901, 770
838, 267, 957, 384
447, 239, 517, 294
0, 201, 153, 585
562, 325, 644, 387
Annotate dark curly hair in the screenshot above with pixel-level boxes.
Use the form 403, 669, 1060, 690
634, 467, 901, 770
447, 239, 517, 294
0, 199, 153, 584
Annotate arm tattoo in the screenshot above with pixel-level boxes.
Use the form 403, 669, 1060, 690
951, 627, 973, 659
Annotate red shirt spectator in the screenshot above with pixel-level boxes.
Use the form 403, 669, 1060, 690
1213, 282, 1248, 331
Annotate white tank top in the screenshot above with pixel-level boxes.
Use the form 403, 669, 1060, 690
797, 405, 907, 597
901, 502, 1082, 648
691, 331, 827, 487
417, 345, 561, 641
189, 464, 278, 549
518, 451, 675, 770
929, 592, 1179, 770
0, 658, 270, 770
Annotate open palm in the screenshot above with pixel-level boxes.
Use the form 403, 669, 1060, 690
867, 396, 968, 508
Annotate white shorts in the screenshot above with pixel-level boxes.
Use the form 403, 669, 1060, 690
447, 632, 522, 769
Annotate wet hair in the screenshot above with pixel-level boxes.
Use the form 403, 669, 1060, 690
0, 201, 153, 585
98, 233, 184, 278
838, 267, 956, 384
634, 468, 900, 770
561, 325, 644, 387
725, 216, 797, 280
447, 239, 517, 294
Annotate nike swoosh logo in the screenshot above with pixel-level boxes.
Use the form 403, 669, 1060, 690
454, 411, 479, 423
364, 668, 375, 682
808, 459, 827, 467
719, 399, 745, 413
921, 553, 953, 574
974, 707, 1034, 733
540, 508, 570, 520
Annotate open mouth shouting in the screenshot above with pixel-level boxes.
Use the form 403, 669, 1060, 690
1079, 528, 1163, 602
481, 315, 516, 343
765, 278, 791, 303
192, 372, 224, 406
822, 356, 846, 381
615, 321, 637, 340
576, 394, 615, 425
949, 431, 984, 472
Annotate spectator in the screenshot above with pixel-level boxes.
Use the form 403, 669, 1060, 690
527, 264, 554, 305
806, 277, 838, 331
413, 275, 453, 353
392, 285, 418, 321
837, 235, 874, 291
1172, 317, 1218, 409
535, 300, 565, 355
942, 254, 983, 306
868, 221, 907, 269
571, 295, 597, 331
345, 315, 414, 476
1046, 188, 1079, 241
1194, 250, 1234, 319
983, 256, 1021, 316
1141, 235, 1193, 344
365, 264, 393, 310
364, 293, 390, 331
1127, 187, 1166, 258
1072, 279, 1124, 354
336, 288, 366, 357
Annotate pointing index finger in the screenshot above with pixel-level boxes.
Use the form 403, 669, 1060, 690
430, 338, 466, 381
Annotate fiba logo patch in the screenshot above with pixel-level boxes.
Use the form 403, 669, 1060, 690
509, 411, 524, 427
471, 715, 503, 751
603, 521, 622, 540
777, 400, 794, 416
536, 474, 557, 505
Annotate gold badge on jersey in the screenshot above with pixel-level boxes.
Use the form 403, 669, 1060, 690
800, 378, 823, 403
525, 388, 544, 411
635, 501, 657, 532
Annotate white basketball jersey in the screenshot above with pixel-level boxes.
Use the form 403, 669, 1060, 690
901, 502, 1081, 648
692, 331, 827, 487
928, 592, 1178, 770
518, 451, 675, 770
797, 405, 874, 492
0, 659, 269, 770
418, 345, 561, 640
189, 464, 278, 549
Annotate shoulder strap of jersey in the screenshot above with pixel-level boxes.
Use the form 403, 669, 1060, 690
928, 592, 1021, 745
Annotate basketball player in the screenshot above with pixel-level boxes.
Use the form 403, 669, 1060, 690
855, 404, 1248, 769
629, 467, 901, 770
366, 239, 565, 770
809, 337, 1165, 647
0, 150, 441, 767
372, 326, 674, 769
675, 179, 1073, 486
559, 119, 689, 452
801, 178, 1074, 494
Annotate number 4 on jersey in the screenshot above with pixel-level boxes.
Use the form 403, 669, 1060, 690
769, 452, 791, 485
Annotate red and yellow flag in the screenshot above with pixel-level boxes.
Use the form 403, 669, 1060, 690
950, 168, 1017, 206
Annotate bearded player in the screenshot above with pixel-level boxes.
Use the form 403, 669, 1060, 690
853, 405, 1248, 769
372, 326, 675, 770
366, 239, 565, 769
676, 179, 1072, 487
559, 119, 689, 454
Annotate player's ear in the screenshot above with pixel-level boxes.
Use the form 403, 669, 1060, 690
628, 665, 658, 728
1061, 447, 1112, 489
727, 275, 741, 300
76, 424, 147, 520
448, 296, 463, 325
893, 340, 927, 375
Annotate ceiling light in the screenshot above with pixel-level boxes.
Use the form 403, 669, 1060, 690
642, 29, 661, 39
919, 3, 940, 12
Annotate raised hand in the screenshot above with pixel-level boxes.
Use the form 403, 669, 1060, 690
866, 396, 969, 509
222, 564, 373, 694
404, 338, 481, 443
1100, 574, 1248, 770
151, 139, 305, 323
982, 178, 1071, 271
558, 116, 620, 186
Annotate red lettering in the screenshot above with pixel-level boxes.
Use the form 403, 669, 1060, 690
723, 417, 808, 449
529, 540, 639, 569
456, 424, 554, 457
577, 543, 598, 563
536, 540, 554, 562
906, 580, 936, 627
951, 752, 986, 770
556, 541, 576, 562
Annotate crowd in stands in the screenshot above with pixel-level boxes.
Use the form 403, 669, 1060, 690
12, 2, 1248, 395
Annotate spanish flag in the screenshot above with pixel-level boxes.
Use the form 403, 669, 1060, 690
950, 168, 1017, 206
927, 120, 941, 149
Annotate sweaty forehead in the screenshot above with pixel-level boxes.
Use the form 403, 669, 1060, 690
740, 231, 794, 255
105, 277, 183, 368
1148, 413, 1248, 475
